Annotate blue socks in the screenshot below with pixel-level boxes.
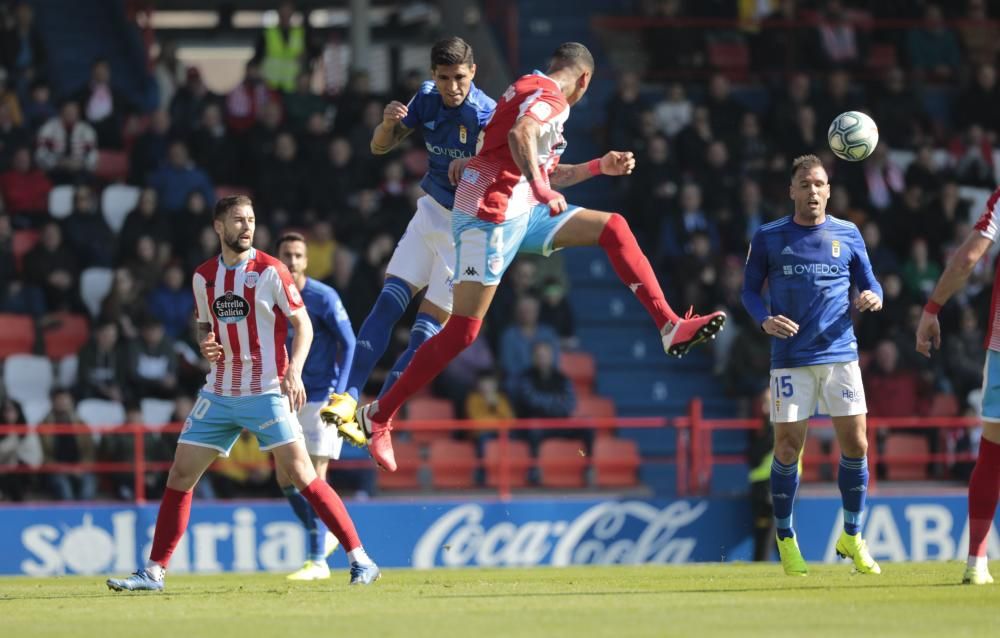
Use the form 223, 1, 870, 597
378, 313, 442, 398
838, 455, 868, 536
771, 457, 799, 539
345, 277, 412, 401
282, 485, 326, 562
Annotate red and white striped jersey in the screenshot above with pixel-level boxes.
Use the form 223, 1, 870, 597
975, 187, 1000, 350
453, 71, 570, 223
192, 249, 305, 397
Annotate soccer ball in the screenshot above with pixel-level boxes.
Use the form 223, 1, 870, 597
827, 111, 879, 162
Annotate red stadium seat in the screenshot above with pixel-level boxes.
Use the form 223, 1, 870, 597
572, 395, 616, 419
12, 230, 40, 272
42, 313, 90, 359
0, 314, 35, 358
483, 438, 533, 488
538, 438, 588, 488
866, 44, 898, 71
929, 393, 959, 417
707, 41, 749, 79
428, 439, 478, 489
216, 185, 253, 200
375, 440, 422, 490
95, 150, 129, 183
559, 351, 596, 396
404, 397, 454, 444
800, 436, 837, 483
593, 436, 640, 487
885, 434, 930, 481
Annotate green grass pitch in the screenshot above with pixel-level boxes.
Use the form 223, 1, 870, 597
2, 563, 997, 638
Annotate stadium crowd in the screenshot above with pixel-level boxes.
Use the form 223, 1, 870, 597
1, 0, 999, 499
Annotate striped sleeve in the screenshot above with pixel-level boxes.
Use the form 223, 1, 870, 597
975, 187, 1000, 242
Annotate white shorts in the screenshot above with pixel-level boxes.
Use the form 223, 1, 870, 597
769, 361, 867, 423
299, 401, 343, 459
385, 195, 455, 313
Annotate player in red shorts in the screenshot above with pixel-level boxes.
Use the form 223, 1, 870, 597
350, 42, 726, 472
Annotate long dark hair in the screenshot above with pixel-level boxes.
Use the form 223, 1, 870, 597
1, 397, 26, 424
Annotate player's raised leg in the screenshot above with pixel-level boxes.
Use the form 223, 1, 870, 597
771, 418, 808, 576
106, 442, 219, 591
551, 209, 726, 357
831, 413, 880, 574
271, 439, 380, 585
964, 419, 1000, 585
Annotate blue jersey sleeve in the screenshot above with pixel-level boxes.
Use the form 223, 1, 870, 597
322, 290, 356, 394
848, 226, 883, 300
741, 230, 770, 326
401, 83, 432, 130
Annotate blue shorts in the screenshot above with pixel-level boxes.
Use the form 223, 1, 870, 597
178, 391, 303, 456
982, 350, 1000, 421
453, 204, 581, 285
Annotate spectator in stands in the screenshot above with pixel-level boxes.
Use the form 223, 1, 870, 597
958, 0, 1000, 69
0, 146, 50, 216
74, 58, 132, 149
23, 221, 79, 313
343, 232, 393, 327
169, 67, 217, 139
211, 429, 274, 498
721, 179, 771, 253
492, 259, 540, 338
127, 317, 178, 400
0, 2, 45, 88
118, 188, 167, 262
299, 110, 331, 166
705, 73, 744, 147
723, 313, 771, 406
901, 237, 941, 300
656, 182, 721, 264
0, 99, 28, 171
605, 71, 647, 151
640, 0, 704, 71
672, 230, 721, 312
856, 272, 911, 346
35, 101, 98, 184
100, 268, 145, 340
435, 324, 498, 407
125, 235, 163, 294
951, 124, 996, 187
769, 73, 813, 137
305, 219, 337, 283
0, 397, 28, 501
861, 221, 900, 279
882, 182, 928, 256
652, 83, 692, 138
146, 263, 193, 339
0, 67, 22, 125
148, 140, 214, 213
625, 134, 676, 248
332, 69, 376, 137
956, 64, 1000, 140
500, 295, 561, 389
41, 389, 96, 501
128, 109, 171, 184
538, 277, 577, 350
866, 339, 928, 418
780, 104, 822, 157
0, 213, 42, 314
153, 40, 185, 111
76, 319, 129, 403
284, 71, 327, 132
22, 79, 54, 133
465, 370, 514, 422
187, 102, 238, 185
904, 146, 943, 193
873, 68, 930, 150
172, 189, 212, 254
700, 140, 739, 213
245, 100, 286, 184
944, 305, 986, 404
62, 184, 114, 268
258, 131, 306, 225
754, 1, 813, 72
253, 1, 313, 93
815, 0, 864, 70
226, 59, 280, 134
906, 4, 962, 81
675, 105, 714, 173
862, 145, 906, 212
736, 112, 770, 179
308, 136, 358, 213
511, 341, 578, 447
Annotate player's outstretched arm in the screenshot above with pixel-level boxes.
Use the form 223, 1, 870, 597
916, 230, 993, 357
370, 100, 413, 155
508, 117, 566, 214
550, 151, 636, 189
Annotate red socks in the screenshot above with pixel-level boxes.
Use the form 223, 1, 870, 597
149, 487, 193, 567
968, 437, 1000, 557
374, 315, 482, 421
301, 478, 361, 552
598, 213, 678, 329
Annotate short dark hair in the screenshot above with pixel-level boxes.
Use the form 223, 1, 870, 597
430, 37, 474, 69
549, 42, 595, 73
276, 231, 307, 252
213, 194, 253, 220
791, 154, 824, 179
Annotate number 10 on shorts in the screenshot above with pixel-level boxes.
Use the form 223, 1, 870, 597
774, 375, 793, 398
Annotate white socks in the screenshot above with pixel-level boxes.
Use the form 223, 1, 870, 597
968, 554, 989, 571
347, 547, 373, 566
144, 560, 165, 580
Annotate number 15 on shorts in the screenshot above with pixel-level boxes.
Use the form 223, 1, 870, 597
774, 375, 793, 398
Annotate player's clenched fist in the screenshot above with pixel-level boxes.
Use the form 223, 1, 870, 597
200, 331, 223, 362
915, 311, 942, 358
762, 315, 799, 339
383, 101, 408, 124
600, 151, 636, 176
854, 290, 882, 312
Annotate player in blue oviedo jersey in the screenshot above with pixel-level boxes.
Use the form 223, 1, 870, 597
319, 36, 496, 435
742, 154, 884, 577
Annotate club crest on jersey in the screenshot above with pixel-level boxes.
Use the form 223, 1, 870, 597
244, 271, 260, 288
832, 240, 841, 258
213, 291, 251, 323
459, 124, 467, 144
